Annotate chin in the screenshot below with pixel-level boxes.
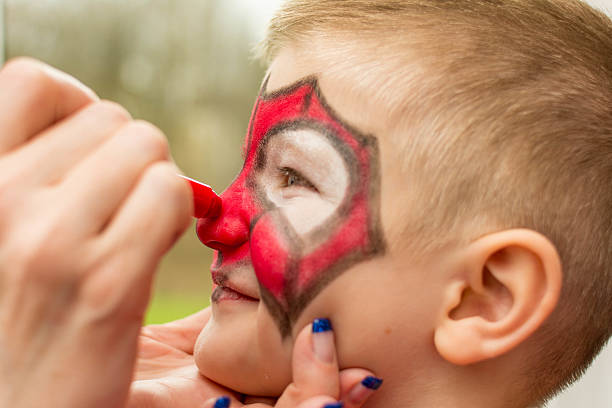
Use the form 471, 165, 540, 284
193, 303, 293, 396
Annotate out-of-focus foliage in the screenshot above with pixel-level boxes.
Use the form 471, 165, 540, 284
6, 0, 267, 322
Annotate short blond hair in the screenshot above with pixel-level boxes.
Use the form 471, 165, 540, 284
262, 0, 612, 404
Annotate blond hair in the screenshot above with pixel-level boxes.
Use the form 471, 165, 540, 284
262, 0, 612, 404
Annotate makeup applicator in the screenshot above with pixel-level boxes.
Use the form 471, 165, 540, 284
178, 175, 222, 219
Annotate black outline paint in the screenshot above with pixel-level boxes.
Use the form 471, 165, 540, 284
245, 76, 387, 337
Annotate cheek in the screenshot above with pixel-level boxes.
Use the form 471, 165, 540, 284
250, 212, 292, 302
277, 197, 339, 236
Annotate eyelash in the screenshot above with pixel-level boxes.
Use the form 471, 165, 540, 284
278, 167, 318, 192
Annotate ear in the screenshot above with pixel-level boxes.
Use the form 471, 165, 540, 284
434, 229, 562, 365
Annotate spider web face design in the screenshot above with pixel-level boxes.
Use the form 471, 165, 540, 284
201, 76, 386, 336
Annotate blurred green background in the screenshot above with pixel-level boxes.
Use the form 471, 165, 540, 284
4, 0, 281, 324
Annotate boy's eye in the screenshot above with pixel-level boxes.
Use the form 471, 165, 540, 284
278, 167, 318, 192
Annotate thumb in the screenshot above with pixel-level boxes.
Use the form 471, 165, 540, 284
339, 369, 383, 408
275, 318, 341, 407
140, 306, 211, 354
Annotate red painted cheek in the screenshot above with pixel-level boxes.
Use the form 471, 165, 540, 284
250, 213, 290, 303
297, 199, 370, 290
199, 76, 385, 335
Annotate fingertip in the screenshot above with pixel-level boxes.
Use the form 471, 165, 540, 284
361, 376, 383, 390
312, 318, 333, 333
203, 395, 231, 408
343, 375, 383, 407
213, 396, 231, 408
294, 396, 340, 408
286, 318, 340, 403
312, 318, 335, 364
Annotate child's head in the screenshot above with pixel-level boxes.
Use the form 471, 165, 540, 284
193, 0, 612, 406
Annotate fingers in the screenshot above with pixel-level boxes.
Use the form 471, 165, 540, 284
242, 396, 339, 408
97, 161, 191, 285
4, 100, 132, 186
291, 319, 340, 399
203, 319, 382, 408
339, 370, 383, 408
274, 318, 383, 408
59, 120, 173, 235
273, 318, 340, 408
200, 395, 338, 408
0, 57, 98, 153
203, 396, 233, 408
140, 307, 212, 354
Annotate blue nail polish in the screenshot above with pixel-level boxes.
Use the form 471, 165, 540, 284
323, 403, 343, 408
214, 396, 230, 408
362, 376, 384, 390
312, 318, 333, 333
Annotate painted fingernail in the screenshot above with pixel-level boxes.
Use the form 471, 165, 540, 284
312, 318, 334, 363
362, 376, 384, 390
213, 396, 230, 408
323, 403, 343, 408
346, 376, 384, 404
313, 318, 333, 333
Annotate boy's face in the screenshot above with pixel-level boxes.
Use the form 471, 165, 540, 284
194, 46, 448, 396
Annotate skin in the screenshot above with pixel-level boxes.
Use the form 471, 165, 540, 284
130, 307, 379, 408
198, 74, 386, 337
0, 58, 192, 408
193, 46, 445, 398
0, 57, 375, 408
192, 44, 563, 407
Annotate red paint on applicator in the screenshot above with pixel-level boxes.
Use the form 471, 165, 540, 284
178, 175, 222, 218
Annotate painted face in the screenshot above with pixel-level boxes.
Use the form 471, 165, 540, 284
197, 75, 386, 336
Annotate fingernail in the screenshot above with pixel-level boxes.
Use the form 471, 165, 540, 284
213, 396, 230, 408
346, 376, 384, 404
312, 318, 334, 363
362, 376, 383, 390
323, 403, 343, 408
313, 318, 333, 332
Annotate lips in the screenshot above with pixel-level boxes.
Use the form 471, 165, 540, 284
211, 269, 259, 302
211, 286, 259, 302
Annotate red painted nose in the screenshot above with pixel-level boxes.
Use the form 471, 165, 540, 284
195, 173, 256, 254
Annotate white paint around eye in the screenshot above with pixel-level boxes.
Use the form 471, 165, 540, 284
259, 127, 350, 236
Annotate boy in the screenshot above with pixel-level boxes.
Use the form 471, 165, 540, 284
134, 0, 612, 407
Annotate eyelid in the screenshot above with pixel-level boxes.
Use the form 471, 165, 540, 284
278, 167, 319, 193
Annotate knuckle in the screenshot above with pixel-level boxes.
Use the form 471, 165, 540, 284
127, 120, 169, 160
2, 57, 43, 79
283, 384, 303, 402
89, 100, 132, 125
145, 162, 180, 190
79, 259, 148, 324
146, 163, 191, 218
1, 57, 51, 94
5, 227, 73, 283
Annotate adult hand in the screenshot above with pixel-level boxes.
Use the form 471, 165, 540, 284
128, 307, 242, 407
0, 58, 192, 408
130, 312, 381, 408
213, 319, 381, 408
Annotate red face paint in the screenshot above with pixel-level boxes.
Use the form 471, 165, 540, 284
197, 76, 386, 336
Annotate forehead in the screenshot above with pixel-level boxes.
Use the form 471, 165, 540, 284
264, 46, 390, 143
259, 45, 411, 247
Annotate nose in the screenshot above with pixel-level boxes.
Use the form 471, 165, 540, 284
196, 177, 254, 252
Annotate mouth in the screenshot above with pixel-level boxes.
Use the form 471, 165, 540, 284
211, 269, 260, 303
211, 286, 259, 303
